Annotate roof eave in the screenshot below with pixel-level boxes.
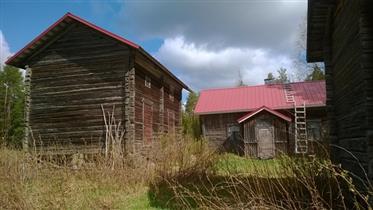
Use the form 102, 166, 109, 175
306, 0, 335, 63
138, 47, 191, 92
195, 104, 326, 116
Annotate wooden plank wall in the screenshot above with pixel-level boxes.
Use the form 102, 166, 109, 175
242, 113, 288, 157
201, 113, 243, 149
27, 24, 130, 153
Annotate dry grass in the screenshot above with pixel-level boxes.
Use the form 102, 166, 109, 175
1, 137, 372, 210
149, 151, 373, 209
0, 136, 212, 209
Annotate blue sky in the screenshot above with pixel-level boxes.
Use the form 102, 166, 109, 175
0, 0, 163, 54
0, 0, 308, 94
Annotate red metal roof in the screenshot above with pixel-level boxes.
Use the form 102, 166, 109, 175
237, 106, 292, 123
5, 13, 190, 91
195, 81, 326, 115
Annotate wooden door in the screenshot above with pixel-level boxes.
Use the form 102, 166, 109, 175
258, 128, 274, 159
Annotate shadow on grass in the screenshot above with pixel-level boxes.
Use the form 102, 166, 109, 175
147, 170, 369, 209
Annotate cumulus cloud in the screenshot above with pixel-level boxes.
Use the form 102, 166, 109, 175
155, 37, 294, 90
0, 30, 12, 68
120, 0, 306, 53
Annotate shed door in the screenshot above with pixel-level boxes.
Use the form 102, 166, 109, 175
258, 128, 274, 159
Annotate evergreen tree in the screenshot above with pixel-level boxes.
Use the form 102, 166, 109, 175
0, 65, 25, 148
182, 92, 201, 139
266, 73, 275, 80
277, 67, 289, 83
306, 64, 325, 81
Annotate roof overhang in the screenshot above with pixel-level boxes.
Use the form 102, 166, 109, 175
237, 106, 292, 124
307, 0, 335, 62
5, 12, 191, 91
195, 104, 326, 116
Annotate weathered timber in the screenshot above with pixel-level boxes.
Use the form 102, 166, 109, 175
307, 0, 373, 179
6, 14, 189, 155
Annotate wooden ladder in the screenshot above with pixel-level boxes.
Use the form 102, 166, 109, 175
283, 83, 308, 154
284, 83, 295, 103
295, 102, 308, 154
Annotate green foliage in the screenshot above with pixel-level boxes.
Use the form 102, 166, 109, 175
306, 64, 325, 81
277, 67, 289, 83
0, 65, 25, 148
266, 68, 290, 84
184, 92, 198, 115
266, 72, 275, 80
182, 92, 201, 139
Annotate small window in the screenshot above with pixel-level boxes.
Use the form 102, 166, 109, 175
307, 120, 321, 141
227, 124, 240, 137
169, 86, 174, 102
145, 76, 151, 88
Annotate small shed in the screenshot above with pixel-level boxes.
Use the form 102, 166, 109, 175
238, 107, 291, 159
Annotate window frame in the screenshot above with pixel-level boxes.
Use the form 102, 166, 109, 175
145, 75, 151, 88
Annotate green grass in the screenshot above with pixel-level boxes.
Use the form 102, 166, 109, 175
213, 153, 292, 177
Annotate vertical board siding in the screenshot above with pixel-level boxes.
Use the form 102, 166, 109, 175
28, 24, 129, 152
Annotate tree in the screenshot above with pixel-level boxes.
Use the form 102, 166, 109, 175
185, 92, 199, 115
305, 64, 325, 81
293, 16, 325, 81
276, 68, 290, 83
0, 65, 25, 148
266, 73, 275, 81
236, 70, 245, 87
182, 92, 201, 139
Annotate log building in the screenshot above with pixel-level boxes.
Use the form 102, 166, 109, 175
5, 13, 190, 154
195, 81, 326, 158
307, 0, 373, 179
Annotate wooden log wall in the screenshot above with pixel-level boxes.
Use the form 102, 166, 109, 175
360, 0, 373, 179
326, 0, 369, 178
134, 66, 162, 153
27, 24, 130, 153
201, 113, 243, 149
133, 57, 183, 155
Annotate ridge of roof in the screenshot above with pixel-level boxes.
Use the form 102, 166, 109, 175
200, 80, 325, 93
237, 106, 292, 123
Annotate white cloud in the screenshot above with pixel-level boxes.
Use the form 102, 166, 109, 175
0, 30, 12, 69
155, 37, 294, 91
120, 1, 306, 53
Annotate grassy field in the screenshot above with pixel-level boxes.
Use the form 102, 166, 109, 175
0, 141, 371, 209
